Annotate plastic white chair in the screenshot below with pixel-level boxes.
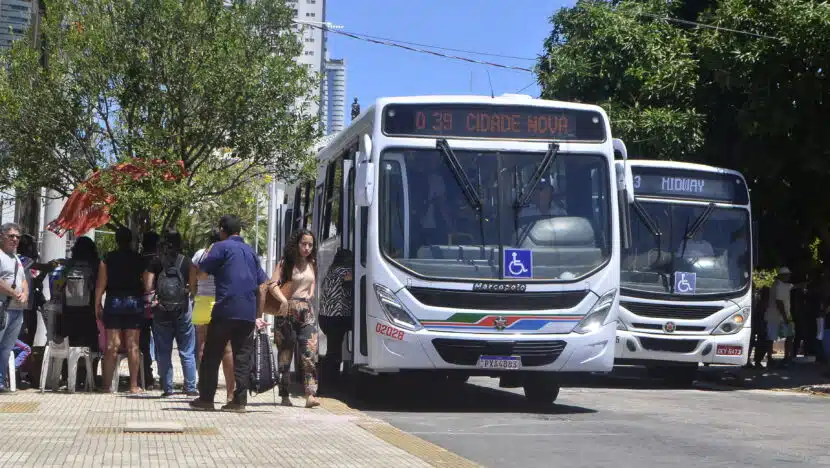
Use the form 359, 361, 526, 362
39, 338, 96, 392
6, 353, 15, 392
110, 352, 145, 392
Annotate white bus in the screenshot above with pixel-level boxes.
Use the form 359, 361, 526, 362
615, 160, 753, 385
288, 94, 632, 404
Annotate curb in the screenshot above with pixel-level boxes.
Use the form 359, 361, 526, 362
319, 397, 481, 468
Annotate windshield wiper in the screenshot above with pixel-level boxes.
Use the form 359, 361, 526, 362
632, 199, 662, 243
684, 202, 716, 239
631, 199, 669, 291
436, 139, 482, 212
514, 142, 559, 209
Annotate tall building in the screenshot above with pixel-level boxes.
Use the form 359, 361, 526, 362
321, 57, 346, 135
288, 0, 326, 125
0, 0, 34, 50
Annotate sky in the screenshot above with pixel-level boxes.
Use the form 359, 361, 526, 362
326, 0, 574, 123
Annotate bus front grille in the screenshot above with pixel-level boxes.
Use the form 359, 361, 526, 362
431, 338, 567, 366
621, 301, 721, 320
638, 337, 700, 353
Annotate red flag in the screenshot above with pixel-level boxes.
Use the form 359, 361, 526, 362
46, 159, 187, 238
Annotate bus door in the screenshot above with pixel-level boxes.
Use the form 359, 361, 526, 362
350, 135, 372, 367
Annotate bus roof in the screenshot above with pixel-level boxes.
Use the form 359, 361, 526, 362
626, 159, 746, 180
373, 94, 607, 113
318, 94, 611, 162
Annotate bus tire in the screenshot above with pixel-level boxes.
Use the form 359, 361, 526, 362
523, 381, 560, 405
446, 375, 470, 387
664, 367, 697, 388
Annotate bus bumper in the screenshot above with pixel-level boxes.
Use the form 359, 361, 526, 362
366, 316, 616, 373
614, 327, 751, 366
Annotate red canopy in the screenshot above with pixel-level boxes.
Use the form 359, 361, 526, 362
46, 159, 186, 237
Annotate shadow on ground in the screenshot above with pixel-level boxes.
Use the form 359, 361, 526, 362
321, 376, 598, 416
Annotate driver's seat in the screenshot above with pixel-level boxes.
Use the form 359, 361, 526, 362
676, 239, 715, 258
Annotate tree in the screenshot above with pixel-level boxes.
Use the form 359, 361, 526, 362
537, 0, 703, 160
537, 0, 830, 269
176, 171, 270, 256
695, 0, 830, 268
0, 0, 319, 232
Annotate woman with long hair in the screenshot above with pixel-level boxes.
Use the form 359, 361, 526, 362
318, 247, 353, 395
59, 237, 100, 350
192, 229, 235, 402
268, 228, 319, 408
95, 228, 145, 393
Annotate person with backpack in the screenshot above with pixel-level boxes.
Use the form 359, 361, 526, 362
58, 237, 100, 351
143, 230, 198, 397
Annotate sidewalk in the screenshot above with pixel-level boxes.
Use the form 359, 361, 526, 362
0, 362, 478, 468
697, 359, 830, 395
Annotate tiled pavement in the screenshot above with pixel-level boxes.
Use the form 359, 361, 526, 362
0, 360, 476, 468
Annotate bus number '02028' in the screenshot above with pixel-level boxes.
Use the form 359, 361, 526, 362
472, 283, 527, 293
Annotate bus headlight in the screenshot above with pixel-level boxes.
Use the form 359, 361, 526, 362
712, 308, 749, 335
373, 284, 423, 331
575, 289, 617, 334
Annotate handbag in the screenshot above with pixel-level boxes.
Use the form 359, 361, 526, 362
249, 328, 279, 400
262, 280, 292, 317
0, 257, 20, 330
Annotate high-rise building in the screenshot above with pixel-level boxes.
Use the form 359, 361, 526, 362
321, 57, 346, 135
0, 0, 34, 50
288, 0, 326, 125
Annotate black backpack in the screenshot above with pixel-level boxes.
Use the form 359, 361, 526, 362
156, 254, 188, 311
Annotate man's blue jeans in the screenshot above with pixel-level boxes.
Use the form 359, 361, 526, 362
152, 304, 197, 393
0, 309, 24, 389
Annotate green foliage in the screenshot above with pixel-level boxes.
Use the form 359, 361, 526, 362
538, 0, 830, 269
0, 0, 319, 231
538, 0, 703, 159
752, 269, 776, 289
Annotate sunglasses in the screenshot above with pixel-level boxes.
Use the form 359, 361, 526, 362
5, 234, 20, 240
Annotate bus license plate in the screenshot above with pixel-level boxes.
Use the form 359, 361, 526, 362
477, 356, 521, 370
716, 345, 743, 356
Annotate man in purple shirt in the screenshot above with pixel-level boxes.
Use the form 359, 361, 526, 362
190, 214, 267, 412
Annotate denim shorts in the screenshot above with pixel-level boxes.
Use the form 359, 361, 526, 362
102, 296, 144, 330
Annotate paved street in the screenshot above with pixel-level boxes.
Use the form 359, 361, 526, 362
350, 372, 830, 468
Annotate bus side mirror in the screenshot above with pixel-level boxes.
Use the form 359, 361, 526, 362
355, 162, 375, 207
355, 134, 374, 206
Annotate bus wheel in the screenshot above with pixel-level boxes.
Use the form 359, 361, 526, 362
664, 367, 697, 388
445, 375, 470, 387
523, 379, 560, 405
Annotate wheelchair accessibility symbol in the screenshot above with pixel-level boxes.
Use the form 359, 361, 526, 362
673, 272, 696, 295
504, 249, 533, 279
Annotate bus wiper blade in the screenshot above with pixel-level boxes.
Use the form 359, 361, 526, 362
632, 199, 668, 292
514, 142, 559, 209
633, 199, 662, 240
436, 139, 482, 211
684, 202, 716, 239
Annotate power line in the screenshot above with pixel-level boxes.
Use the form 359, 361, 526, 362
308, 24, 534, 73
634, 11, 783, 41
333, 30, 536, 62
515, 81, 538, 94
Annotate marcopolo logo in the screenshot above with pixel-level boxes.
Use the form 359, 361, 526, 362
472, 282, 527, 293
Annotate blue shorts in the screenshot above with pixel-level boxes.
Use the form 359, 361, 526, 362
102, 296, 144, 330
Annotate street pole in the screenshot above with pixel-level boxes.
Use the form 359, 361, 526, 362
254, 190, 260, 256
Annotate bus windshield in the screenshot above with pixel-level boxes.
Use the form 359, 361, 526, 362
378, 148, 612, 281
621, 201, 751, 296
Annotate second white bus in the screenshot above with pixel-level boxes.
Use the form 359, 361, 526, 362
614, 160, 753, 385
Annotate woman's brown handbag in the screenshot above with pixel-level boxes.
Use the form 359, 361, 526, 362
262, 280, 292, 317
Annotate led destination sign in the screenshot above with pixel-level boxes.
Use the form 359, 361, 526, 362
632, 167, 749, 204
382, 104, 606, 141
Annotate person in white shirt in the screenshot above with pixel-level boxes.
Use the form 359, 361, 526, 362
0, 223, 27, 392
763, 267, 807, 367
